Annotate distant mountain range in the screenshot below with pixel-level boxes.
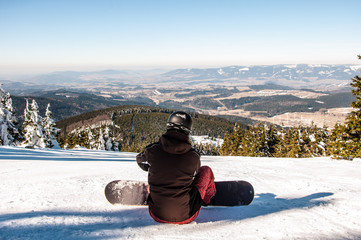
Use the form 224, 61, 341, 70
2, 64, 360, 88
162, 64, 361, 85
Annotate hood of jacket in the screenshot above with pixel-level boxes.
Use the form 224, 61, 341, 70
159, 130, 191, 155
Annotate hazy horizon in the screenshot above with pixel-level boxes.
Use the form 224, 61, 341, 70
2, 62, 361, 80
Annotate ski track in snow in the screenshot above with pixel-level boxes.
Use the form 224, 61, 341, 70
0, 146, 361, 240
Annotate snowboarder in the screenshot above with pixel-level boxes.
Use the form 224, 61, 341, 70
136, 111, 216, 224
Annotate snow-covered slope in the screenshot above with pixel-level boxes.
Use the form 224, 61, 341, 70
1, 147, 361, 240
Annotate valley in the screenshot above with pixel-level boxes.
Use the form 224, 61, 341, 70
2, 64, 359, 128
87, 83, 354, 128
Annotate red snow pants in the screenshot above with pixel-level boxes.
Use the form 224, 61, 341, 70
194, 166, 217, 205
149, 166, 216, 224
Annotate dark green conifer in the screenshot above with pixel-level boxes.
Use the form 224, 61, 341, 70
329, 55, 361, 159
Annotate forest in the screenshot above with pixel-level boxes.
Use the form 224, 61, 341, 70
56, 105, 239, 153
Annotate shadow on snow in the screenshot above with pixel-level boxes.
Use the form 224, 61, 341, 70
0, 208, 154, 240
0, 192, 335, 239
197, 192, 334, 222
0, 147, 135, 162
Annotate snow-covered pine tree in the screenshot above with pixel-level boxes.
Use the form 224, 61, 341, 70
87, 127, 96, 149
0, 87, 20, 146
63, 126, 94, 149
21, 99, 31, 145
64, 125, 119, 151
42, 103, 60, 148
306, 124, 328, 157
21, 99, 46, 148
78, 127, 90, 148
64, 129, 83, 149
104, 126, 119, 151
104, 127, 114, 151
93, 128, 105, 150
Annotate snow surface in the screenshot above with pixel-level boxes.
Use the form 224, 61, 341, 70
192, 136, 223, 147
1, 146, 361, 240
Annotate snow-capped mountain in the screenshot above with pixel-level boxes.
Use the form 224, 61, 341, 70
163, 64, 361, 82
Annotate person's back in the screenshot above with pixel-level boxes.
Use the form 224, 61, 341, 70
136, 111, 216, 224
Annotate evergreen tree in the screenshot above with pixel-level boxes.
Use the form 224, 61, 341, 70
281, 124, 328, 158
329, 55, 361, 159
62, 125, 120, 151
274, 126, 303, 158
261, 123, 279, 157
82, 127, 93, 148
104, 126, 119, 151
21, 99, 46, 148
42, 103, 60, 148
239, 123, 278, 157
64, 131, 79, 149
93, 128, 105, 150
0, 87, 20, 146
220, 124, 244, 156
286, 127, 304, 158
221, 121, 329, 158
87, 127, 96, 149
306, 124, 328, 157
345, 55, 361, 157
238, 125, 254, 156
274, 126, 288, 157
327, 123, 352, 159
192, 141, 220, 156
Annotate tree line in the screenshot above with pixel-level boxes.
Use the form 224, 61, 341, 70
220, 123, 329, 158
58, 110, 236, 153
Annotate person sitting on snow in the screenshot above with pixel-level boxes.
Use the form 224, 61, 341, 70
136, 111, 216, 224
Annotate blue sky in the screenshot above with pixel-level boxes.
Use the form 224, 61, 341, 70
0, 0, 360, 75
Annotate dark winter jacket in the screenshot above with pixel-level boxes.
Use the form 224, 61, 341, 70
136, 130, 202, 222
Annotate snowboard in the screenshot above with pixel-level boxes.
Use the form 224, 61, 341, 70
105, 180, 254, 206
